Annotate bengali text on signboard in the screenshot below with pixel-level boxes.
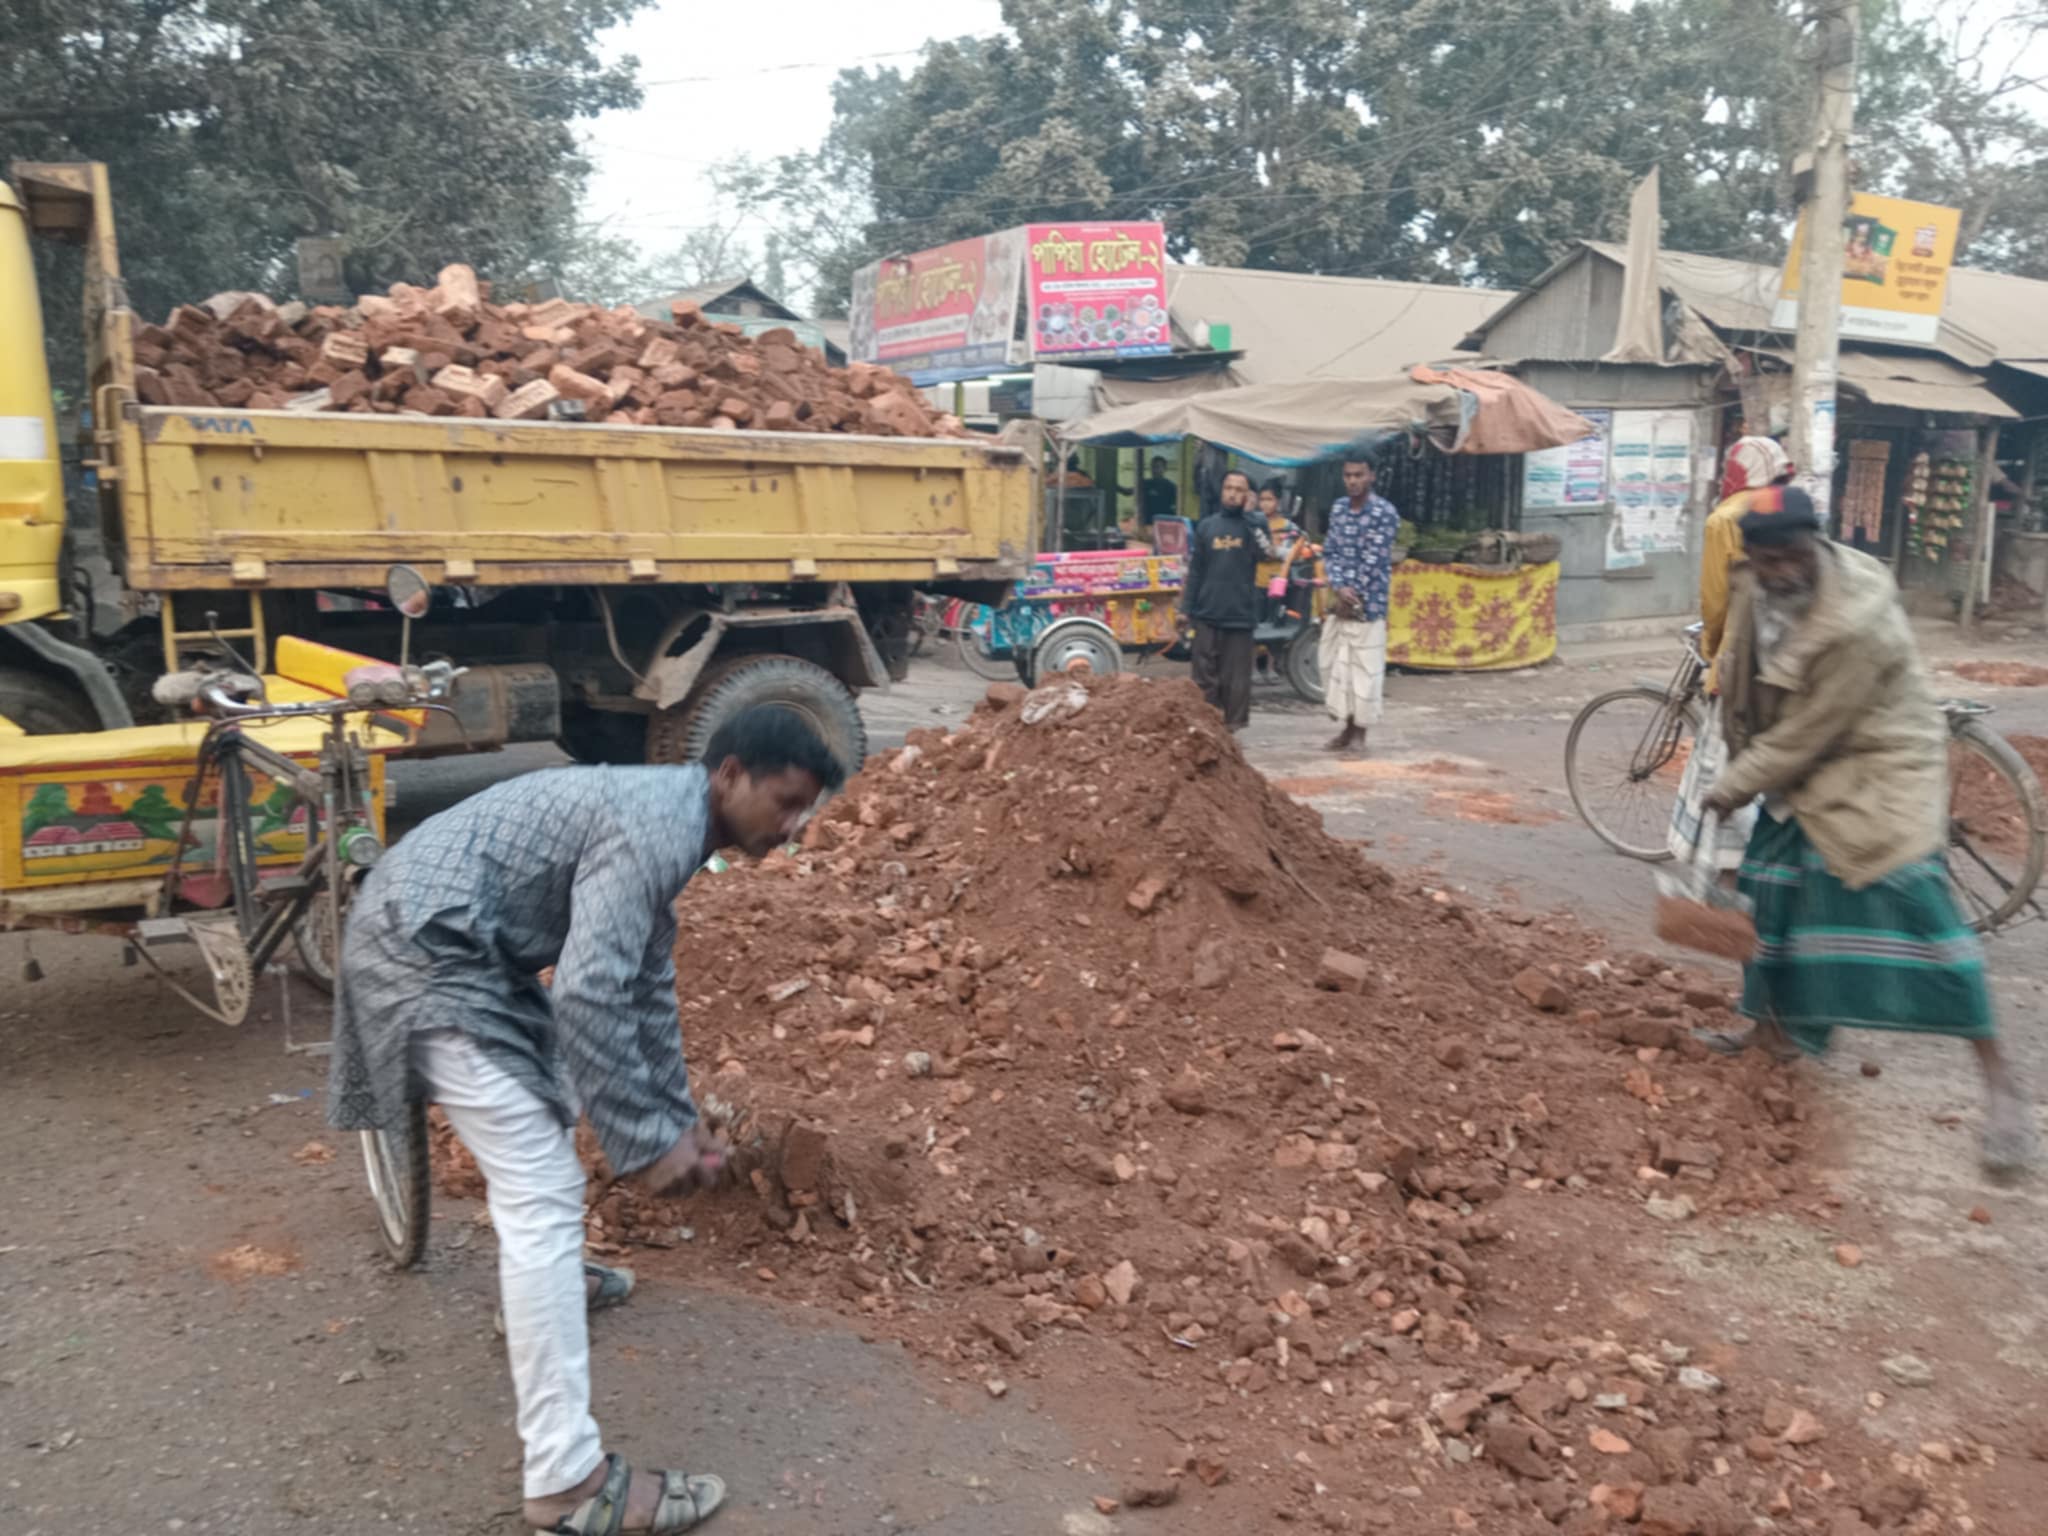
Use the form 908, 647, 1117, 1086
1024, 222, 1171, 360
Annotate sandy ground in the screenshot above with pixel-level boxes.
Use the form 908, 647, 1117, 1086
3, 618, 2046, 1533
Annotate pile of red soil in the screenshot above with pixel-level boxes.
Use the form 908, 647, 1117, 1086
436, 676, 1976, 1529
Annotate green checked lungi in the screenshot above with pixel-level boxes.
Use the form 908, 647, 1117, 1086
1737, 810, 1995, 1054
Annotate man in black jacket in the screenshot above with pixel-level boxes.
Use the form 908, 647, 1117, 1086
1184, 468, 1275, 730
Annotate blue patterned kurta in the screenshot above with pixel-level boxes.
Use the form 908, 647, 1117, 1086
325, 767, 711, 1177
1322, 494, 1402, 621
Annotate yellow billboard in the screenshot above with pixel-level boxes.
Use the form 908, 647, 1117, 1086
1773, 193, 1961, 345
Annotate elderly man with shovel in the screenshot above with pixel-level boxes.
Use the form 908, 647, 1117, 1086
1697, 488, 2035, 1175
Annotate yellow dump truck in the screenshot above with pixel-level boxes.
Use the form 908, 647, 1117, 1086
0, 163, 1034, 767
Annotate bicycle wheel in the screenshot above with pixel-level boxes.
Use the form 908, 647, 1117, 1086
361, 1094, 431, 1268
1945, 719, 2046, 934
1564, 686, 1696, 862
294, 870, 360, 993
956, 608, 1016, 681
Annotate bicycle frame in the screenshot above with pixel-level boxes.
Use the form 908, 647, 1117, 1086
1625, 643, 1704, 784
159, 708, 380, 975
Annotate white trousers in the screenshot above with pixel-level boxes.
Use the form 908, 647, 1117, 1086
416, 1028, 604, 1499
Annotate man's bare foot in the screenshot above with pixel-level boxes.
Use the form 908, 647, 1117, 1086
1982, 1086, 2039, 1178
1975, 1040, 2039, 1177
1325, 723, 1365, 754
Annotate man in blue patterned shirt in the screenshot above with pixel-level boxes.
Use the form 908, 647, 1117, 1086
1319, 457, 1402, 753
328, 707, 844, 1534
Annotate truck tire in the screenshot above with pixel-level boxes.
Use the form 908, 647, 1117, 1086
0, 668, 97, 735
645, 655, 868, 775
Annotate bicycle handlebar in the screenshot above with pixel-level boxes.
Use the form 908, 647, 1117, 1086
176, 659, 465, 723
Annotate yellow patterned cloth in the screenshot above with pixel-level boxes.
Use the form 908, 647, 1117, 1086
1385, 559, 1559, 671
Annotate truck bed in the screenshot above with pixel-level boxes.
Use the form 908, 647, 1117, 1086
117, 405, 1033, 593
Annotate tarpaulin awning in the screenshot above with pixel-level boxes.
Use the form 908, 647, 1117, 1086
1406, 366, 1601, 456
1057, 372, 1593, 466
1090, 366, 1249, 410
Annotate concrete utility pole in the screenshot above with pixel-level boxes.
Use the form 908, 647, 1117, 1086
1788, 0, 1860, 519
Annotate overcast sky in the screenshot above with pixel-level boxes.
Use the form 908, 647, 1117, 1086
580, 2, 1007, 257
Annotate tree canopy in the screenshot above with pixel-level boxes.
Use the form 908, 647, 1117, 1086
723, 0, 2048, 311
3, 0, 648, 323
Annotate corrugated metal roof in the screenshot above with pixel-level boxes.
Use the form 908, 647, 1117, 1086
1839, 351, 2016, 417
1574, 241, 2046, 371
1163, 264, 1510, 381
1580, 240, 1780, 334
1748, 345, 2017, 417
1943, 269, 2048, 366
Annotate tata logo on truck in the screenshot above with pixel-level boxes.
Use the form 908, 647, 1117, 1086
185, 415, 257, 434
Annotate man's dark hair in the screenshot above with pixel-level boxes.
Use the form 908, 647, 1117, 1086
1149, 455, 1168, 471
1343, 457, 1375, 472
702, 706, 847, 792
1220, 468, 1252, 490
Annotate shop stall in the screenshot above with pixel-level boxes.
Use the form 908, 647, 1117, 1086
1054, 370, 1589, 670
1730, 348, 2022, 619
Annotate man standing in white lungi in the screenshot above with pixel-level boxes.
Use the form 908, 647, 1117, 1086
1319, 458, 1402, 754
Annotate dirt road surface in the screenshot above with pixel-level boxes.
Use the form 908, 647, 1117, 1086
4, 621, 2045, 1533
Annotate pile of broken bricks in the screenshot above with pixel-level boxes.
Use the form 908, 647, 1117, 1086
129, 263, 967, 439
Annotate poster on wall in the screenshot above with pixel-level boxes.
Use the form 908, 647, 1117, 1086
848, 228, 1025, 381
1607, 411, 1695, 570
1025, 222, 1172, 360
1520, 408, 1611, 509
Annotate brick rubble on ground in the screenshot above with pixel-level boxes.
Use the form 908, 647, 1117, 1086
131, 269, 966, 438
430, 674, 1995, 1532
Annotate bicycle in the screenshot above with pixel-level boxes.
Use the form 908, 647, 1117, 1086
1564, 622, 1707, 865
1564, 622, 2046, 935
1937, 699, 2046, 934
945, 597, 1054, 682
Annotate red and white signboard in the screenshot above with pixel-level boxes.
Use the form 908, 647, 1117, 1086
1024, 222, 1171, 359
848, 230, 1024, 379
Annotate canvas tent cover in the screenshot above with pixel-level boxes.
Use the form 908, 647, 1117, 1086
1058, 371, 1592, 465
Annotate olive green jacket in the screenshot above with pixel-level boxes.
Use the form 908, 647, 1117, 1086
1715, 541, 1946, 889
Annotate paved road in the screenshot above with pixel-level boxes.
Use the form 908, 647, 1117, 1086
5, 620, 2046, 1533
